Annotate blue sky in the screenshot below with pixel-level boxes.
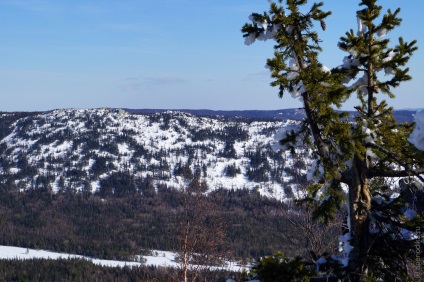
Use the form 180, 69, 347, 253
0, 0, 422, 111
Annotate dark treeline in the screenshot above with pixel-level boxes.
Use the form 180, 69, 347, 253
0, 258, 243, 281
0, 180, 330, 261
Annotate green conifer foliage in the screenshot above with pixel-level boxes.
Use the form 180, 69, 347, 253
243, 0, 423, 280
251, 252, 316, 282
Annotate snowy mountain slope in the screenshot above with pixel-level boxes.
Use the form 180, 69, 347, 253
0, 109, 307, 199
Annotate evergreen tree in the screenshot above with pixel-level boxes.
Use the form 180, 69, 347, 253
251, 252, 316, 282
242, 0, 423, 280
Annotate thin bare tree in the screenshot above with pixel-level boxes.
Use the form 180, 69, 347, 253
177, 176, 226, 282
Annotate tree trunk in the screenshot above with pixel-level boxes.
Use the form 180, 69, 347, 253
347, 155, 372, 281
182, 224, 189, 282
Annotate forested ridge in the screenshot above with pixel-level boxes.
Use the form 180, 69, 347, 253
0, 108, 343, 280
0, 109, 296, 198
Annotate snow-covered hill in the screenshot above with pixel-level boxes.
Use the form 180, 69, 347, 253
0, 108, 307, 199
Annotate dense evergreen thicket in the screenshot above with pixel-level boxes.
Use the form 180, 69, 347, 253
0, 258, 242, 281
0, 183, 338, 261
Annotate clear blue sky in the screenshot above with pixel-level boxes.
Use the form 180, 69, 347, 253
0, 0, 422, 111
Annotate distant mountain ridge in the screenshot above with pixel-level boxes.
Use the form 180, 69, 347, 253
124, 108, 307, 121
0, 108, 418, 122
125, 108, 417, 123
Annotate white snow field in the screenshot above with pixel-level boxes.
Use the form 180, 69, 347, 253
0, 245, 245, 272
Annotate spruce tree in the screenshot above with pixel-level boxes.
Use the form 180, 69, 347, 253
242, 0, 423, 280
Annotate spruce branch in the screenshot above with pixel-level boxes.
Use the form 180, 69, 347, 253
367, 142, 424, 182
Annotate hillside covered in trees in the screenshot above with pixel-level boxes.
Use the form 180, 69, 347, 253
0, 108, 312, 199
0, 108, 343, 262
0, 107, 420, 281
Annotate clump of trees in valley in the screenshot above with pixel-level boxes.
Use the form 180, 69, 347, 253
0, 258, 243, 282
0, 178, 339, 280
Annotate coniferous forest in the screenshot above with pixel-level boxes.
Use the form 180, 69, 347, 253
0, 182, 339, 260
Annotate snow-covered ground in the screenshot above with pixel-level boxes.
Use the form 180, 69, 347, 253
0, 245, 245, 272
409, 110, 424, 151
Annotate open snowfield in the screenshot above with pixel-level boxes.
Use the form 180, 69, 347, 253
0, 245, 245, 272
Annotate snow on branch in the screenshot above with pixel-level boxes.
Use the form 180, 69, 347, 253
356, 16, 367, 36
408, 110, 424, 151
